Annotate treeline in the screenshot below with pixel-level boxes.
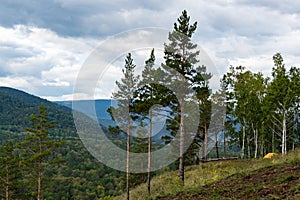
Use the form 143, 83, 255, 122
222, 53, 300, 158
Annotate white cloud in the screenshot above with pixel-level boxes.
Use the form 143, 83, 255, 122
0, 76, 34, 90
0, 25, 98, 97
0, 1, 300, 100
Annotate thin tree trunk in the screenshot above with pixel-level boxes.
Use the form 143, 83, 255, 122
178, 46, 187, 184
292, 141, 295, 151
126, 113, 131, 200
38, 158, 42, 200
293, 111, 296, 151
282, 112, 286, 155
179, 96, 185, 183
247, 135, 251, 159
260, 140, 264, 157
147, 109, 152, 196
204, 123, 208, 160
272, 124, 275, 153
6, 185, 8, 200
215, 131, 219, 159
223, 119, 226, 158
6, 164, 9, 200
253, 127, 258, 159
241, 125, 245, 159
38, 139, 43, 200
284, 112, 287, 154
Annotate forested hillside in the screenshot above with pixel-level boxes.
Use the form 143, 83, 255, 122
0, 87, 126, 199
0, 87, 77, 141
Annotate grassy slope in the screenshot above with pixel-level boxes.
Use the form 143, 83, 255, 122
110, 150, 300, 200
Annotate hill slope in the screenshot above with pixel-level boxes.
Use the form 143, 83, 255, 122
0, 87, 126, 198
112, 150, 300, 200
0, 86, 77, 141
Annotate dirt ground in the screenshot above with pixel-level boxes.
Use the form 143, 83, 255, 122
158, 163, 300, 200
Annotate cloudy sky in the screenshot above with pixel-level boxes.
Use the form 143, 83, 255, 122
0, 0, 300, 101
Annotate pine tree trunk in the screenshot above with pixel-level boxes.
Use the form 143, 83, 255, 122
126, 113, 131, 200
215, 131, 219, 159
179, 99, 185, 183
37, 138, 43, 200
223, 118, 226, 158
179, 73, 185, 184
38, 158, 42, 200
147, 109, 152, 196
6, 164, 9, 200
5, 185, 8, 200
204, 123, 208, 160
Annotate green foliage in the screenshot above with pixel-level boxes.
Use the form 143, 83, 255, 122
222, 54, 300, 158
18, 105, 62, 199
0, 87, 77, 139
0, 88, 126, 199
0, 141, 24, 199
111, 52, 141, 200
161, 10, 213, 180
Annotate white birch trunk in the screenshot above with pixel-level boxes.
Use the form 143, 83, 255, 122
254, 127, 258, 159
282, 112, 286, 155
241, 125, 245, 159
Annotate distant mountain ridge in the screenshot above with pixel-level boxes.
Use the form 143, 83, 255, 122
55, 99, 116, 128
57, 99, 171, 143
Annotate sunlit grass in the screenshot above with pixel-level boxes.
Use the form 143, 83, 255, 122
101, 149, 300, 200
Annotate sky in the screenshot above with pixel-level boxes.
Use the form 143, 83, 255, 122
0, 0, 300, 101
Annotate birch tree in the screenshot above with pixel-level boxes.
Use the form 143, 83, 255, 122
266, 53, 293, 155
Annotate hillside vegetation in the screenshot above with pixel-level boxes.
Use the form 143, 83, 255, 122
111, 150, 300, 200
0, 87, 126, 199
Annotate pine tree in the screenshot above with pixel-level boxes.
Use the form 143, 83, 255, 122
136, 49, 156, 195
20, 105, 60, 200
0, 142, 22, 200
162, 10, 199, 183
111, 53, 140, 200
134, 49, 175, 195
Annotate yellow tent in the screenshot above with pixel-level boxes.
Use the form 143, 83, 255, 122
263, 152, 277, 159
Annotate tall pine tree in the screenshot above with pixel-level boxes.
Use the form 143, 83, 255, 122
111, 53, 140, 200
20, 105, 60, 200
162, 10, 199, 183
